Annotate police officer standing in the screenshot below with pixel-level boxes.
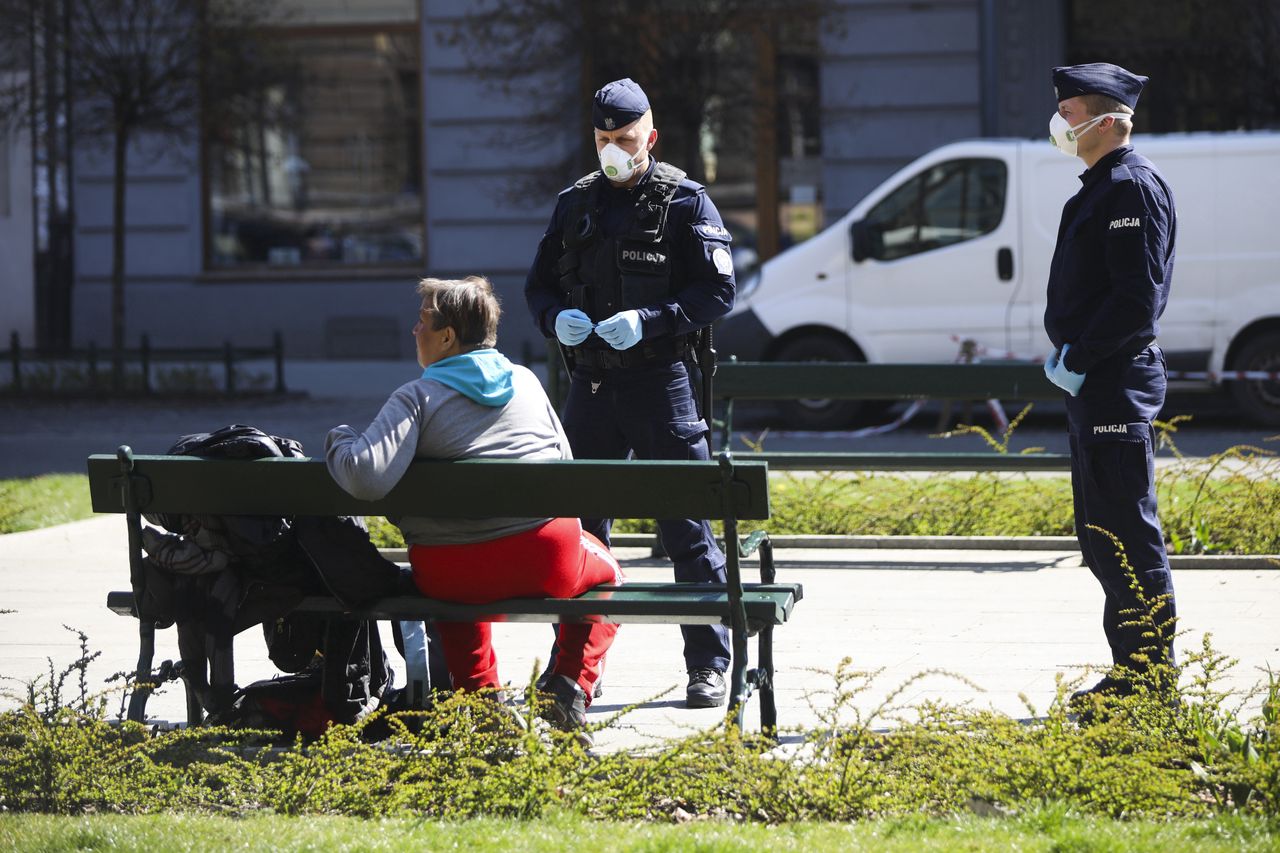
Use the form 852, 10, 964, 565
525, 78, 736, 708
1042, 63, 1178, 705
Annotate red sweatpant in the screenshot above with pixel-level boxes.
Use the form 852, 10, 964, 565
408, 517, 621, 702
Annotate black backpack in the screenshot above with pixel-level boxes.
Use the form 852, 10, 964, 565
137, 424, 400, 725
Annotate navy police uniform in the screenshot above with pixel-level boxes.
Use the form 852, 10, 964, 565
1045, 63, 1178, 674
525, 79, 736, 680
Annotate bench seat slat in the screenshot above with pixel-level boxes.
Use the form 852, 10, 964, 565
107, 582, 802, 626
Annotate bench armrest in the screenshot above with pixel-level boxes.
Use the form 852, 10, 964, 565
739, 529, 768, 558
738, 529, 775, 585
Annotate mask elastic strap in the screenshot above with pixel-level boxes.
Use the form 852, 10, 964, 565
1076, 112, 1132, 134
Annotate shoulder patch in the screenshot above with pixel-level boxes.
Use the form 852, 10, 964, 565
1108, 215, 1142, 231
693, 222, 732, 242
712, 247, 734, 276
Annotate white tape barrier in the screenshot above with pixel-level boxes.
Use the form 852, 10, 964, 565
985, 398, 1010, 433
760, 339, 984, 440
945, 335, 1280, 383
1169, 370, 1280, 382
762, 399, 926, 441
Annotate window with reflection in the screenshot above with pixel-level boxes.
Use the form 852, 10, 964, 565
206, 3, 422, 270
861, 158, 1007, 262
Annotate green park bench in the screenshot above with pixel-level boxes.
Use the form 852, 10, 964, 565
713, 360, 1073, 471
87, 448, 796, 733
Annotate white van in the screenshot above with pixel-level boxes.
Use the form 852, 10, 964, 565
716, 132, 1280, 427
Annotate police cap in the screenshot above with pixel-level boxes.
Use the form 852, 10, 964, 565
592, 78, 650, 131
1052, 62, 1147, 110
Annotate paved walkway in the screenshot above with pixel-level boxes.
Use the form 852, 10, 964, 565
2, 518, 1276, 751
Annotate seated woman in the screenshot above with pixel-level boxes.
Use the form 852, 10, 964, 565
325, 275, 619, 736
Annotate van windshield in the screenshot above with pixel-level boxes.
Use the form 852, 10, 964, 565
862, 158, 1007, 261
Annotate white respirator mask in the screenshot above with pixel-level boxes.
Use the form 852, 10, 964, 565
598, 140, 648, 182
1048, 110, 1131, 157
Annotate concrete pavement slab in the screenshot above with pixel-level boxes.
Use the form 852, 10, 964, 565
1, 519, 1277, 752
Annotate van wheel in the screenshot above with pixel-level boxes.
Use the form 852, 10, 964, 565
1229, 331, 1280, 427
772, 335, 892, 430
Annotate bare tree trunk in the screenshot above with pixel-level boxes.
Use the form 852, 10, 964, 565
753, 26, 780, 262
110, 121, 127, 390
578, 0, 596, 171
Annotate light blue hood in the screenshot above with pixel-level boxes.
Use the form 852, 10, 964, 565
421, 348, 514, 407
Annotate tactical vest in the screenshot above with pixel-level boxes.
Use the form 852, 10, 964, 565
557, 161, 686, 323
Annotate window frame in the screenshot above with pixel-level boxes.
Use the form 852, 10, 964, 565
198, 19, 426, 281
861, 157, 1008, 263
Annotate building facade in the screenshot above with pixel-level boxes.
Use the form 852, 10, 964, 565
4, 0, 1066, 361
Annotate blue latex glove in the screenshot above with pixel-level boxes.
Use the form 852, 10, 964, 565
1043, 349, 1059, 384
595, 310, 643, 350
1048, 343, 1087, 396
554, 308, 594, 346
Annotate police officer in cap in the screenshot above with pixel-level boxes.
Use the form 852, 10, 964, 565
525, 78, 736, 708
1042, 62, 1178, 706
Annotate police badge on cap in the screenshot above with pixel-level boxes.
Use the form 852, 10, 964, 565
1052, 62, 1148, 109
593, 78, 651, 130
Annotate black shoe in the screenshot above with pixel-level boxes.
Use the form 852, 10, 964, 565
686, 668, 727, 708
538, 674, 592, 746
1069, 674, 1133, 706
537, 660, 604, 699
1068, 673, 1143, 726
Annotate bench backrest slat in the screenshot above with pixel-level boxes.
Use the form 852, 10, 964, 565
86, 455, 771, 520
714, 361, 1059, 401
739, 451, 1071, 471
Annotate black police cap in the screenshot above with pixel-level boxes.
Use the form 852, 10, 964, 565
592, 78, 650, 130
1052, 62, 1147, 110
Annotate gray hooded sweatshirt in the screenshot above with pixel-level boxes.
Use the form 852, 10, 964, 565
325, 350, 571, 545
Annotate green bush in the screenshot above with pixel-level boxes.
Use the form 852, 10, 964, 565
2, 626, 1278, 821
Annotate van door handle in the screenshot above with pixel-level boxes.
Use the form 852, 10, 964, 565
997, 247, 1014, 281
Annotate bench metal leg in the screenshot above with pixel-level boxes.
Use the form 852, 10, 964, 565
728, 623, 751, 730
209, 634, 236, 714
720, 449, 756, 732
126, 621, 156, 723
182, 665, 205, 727
757, 625, 777, 734
755, 536, 777, 735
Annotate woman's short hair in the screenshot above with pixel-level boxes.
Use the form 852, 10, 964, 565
416, 275, 501, 348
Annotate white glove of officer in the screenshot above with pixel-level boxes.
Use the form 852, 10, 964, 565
1044, 343, 1086, 396
595, 310, 643, 351
554, 308, 594, 346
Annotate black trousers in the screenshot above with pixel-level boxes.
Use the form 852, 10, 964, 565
560, 359, 731, 672
1065, 345, 1177, 670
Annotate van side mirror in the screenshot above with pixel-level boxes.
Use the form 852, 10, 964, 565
850, 219, 874, 263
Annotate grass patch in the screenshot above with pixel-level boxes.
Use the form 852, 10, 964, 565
8, 415, 1279, 555
369, 467, 1278, 555
0, 475, 94, 534
1, 811, 1278, 851
371, 415, 1280, 554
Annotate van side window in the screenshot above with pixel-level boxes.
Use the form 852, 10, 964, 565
862, 159, 1007, 261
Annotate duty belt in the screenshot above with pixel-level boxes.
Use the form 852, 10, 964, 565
1114, 337, 1157, 361
571, 337, 690, 371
